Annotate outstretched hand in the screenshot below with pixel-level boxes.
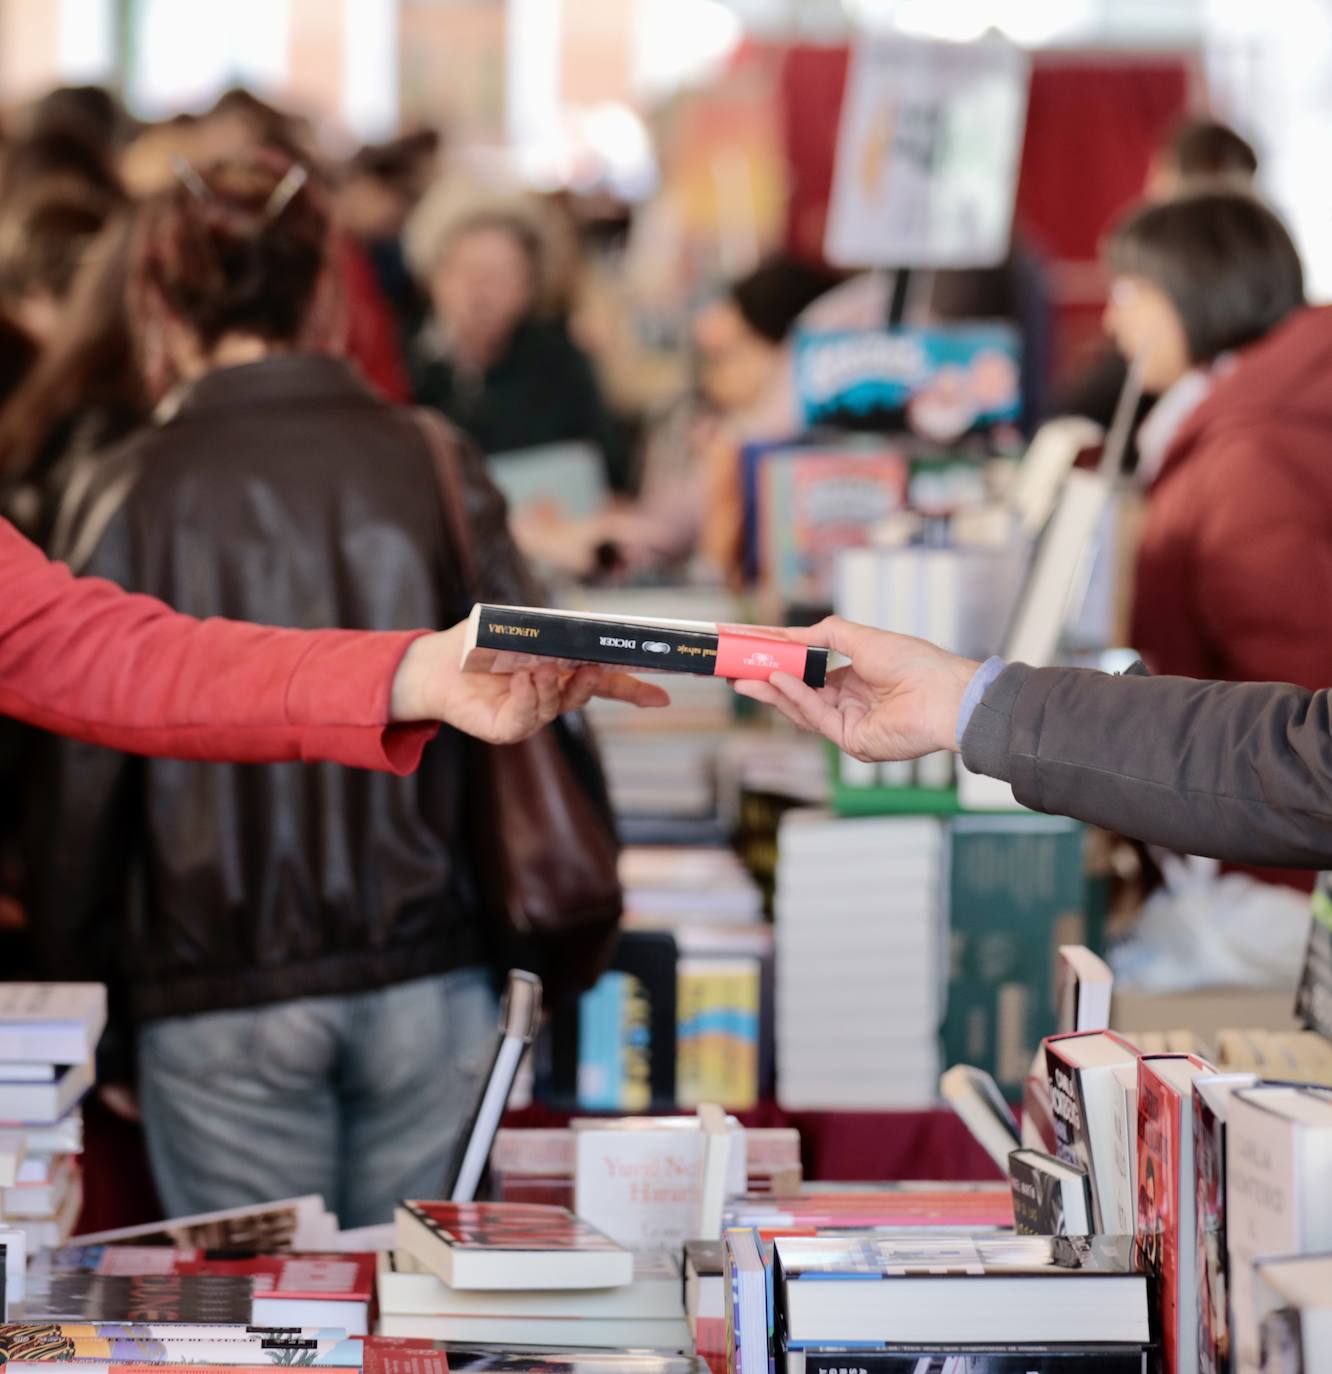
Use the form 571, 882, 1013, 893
392, 622, 670, 744
734, 616, 979, 762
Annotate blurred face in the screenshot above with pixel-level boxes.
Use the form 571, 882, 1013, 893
693, 298, 781, 413
1103, 274, 1192, 394
430, 225, 536, 365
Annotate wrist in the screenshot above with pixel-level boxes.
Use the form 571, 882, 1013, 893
389, 631, 449, 722
932, 652, 982, 754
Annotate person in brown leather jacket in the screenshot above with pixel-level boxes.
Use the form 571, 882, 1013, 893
24, 152, 616, 1226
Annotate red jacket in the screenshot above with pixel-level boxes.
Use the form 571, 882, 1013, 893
0, 518, 435, 771
1131, 305, 1332, 690
1129, 305, 1332, 892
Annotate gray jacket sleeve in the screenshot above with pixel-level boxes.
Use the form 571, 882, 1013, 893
960, 663, 1332, 868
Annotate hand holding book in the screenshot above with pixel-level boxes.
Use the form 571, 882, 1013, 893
390, 621, 670, 744
733, 616, 980, 763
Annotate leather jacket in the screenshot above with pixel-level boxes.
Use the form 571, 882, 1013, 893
24, 354, 589, 1022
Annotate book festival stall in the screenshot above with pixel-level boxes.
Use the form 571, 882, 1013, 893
3, 13, 1332, 1374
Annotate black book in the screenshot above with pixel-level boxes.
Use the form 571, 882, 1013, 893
788, 1347, 1151, 1374
1008, 1149, 1093, 1237
1295, 876, 1332, 1038
461, 604, 828, 687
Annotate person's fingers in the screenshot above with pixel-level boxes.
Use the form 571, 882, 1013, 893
768, 670, 850, 747
561, 669, 600, 714
777, 614, 875, 658
593, 671, 671, 708
492, 669, 536, 739
530, 668, 562, 726
735, 676, 824, 734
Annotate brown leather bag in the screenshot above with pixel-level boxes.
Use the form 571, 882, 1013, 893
415, 412, 623, 1003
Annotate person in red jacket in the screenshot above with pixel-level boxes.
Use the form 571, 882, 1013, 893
1104, 190, 1322, 888
0, 513, 666, 765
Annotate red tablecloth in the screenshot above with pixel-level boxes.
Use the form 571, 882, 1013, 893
78, 1099, 1001, 1236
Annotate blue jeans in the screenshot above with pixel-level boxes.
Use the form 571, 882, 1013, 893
137, 968, 497, 1228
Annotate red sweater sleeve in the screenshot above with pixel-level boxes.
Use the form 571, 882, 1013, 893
0, 518, 438, 771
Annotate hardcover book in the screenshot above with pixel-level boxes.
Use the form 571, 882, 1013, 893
460, 604, 828, 687
1007, 1149, 1092, 1236
1194, 1073, 1256, 1374
1135, 1054, 1211, 1374
786, 1348, 1151, 1374
394, 1202, 633, 1291
1043, 1030, 1140, 1235
1225, 1085, 1332, 1374
572, 1117, 746, 1254
775, 1234, 1150, 1347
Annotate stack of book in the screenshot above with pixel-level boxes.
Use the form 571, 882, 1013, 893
0, 984, 106, 1274
489, 1124, 802, 1209
774, 811, 944, 1109
386, 1200, 688, 1349
1001, 1022, 1332, 1374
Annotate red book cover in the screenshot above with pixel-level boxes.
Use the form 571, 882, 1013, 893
402, 1202, 622, 1253
1137, 1054, 1210, 1374
175, 1254, 376, 1303
1136, 1062, 1177, 1372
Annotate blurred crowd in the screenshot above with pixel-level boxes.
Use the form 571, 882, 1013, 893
3, 77, 1332, 1225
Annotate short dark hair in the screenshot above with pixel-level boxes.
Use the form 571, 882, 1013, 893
1106, 192, 1304, 365
1161, 119, 1258, 184
729, 255, 838, 345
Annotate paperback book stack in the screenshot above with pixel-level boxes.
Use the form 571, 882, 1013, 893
488, 1124, 802, 1209
0, 983, 106, 1293
774, 811, 943, 1108
387, 1200, 688, 1349
1, 1196, 381, 1374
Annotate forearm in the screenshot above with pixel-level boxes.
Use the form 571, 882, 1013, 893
962, 663, 1332, 867
2, 522, 436, 770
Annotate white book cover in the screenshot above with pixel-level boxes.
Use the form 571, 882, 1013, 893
1227, 1087, 1332, 1374
0, 985, 106, 1065
573, 1119, 746, 1254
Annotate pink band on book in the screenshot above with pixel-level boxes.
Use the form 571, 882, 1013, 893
714, 633, 808, 681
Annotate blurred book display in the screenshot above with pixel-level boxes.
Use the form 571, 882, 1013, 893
0, 987, 103, 1275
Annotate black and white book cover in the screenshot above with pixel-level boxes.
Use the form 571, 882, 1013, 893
1044, 1043, 1101, 1230
1007, 1149, 1093, 1236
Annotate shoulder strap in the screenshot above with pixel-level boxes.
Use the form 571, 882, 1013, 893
412, 407, 479, 593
